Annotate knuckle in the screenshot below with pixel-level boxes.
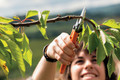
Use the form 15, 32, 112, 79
62, 45, 67, 50
50, 43, 56, 50
59, 51, 64, 56
68, 56, 72, 61
66, 56, 72, 62
59, 53, 64, 58
63, 35, 68, 41
57, 56, 61, 61
65, 61, 70, 65
54, 38, 58, 43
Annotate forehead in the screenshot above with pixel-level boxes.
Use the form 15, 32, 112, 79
76, 50, 96, 58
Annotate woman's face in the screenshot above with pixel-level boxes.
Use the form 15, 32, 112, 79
71, 50, 106, 80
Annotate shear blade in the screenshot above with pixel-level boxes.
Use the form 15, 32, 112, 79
78, 7, 86, 24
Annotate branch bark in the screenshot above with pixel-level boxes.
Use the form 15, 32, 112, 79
11, 15, 95, 28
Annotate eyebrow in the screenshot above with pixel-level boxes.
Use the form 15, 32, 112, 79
92, 55, 96, 58
75, 55, 96, 60
77, 57, 83, 59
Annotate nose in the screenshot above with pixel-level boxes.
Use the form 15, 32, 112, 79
84, 60, 93, 70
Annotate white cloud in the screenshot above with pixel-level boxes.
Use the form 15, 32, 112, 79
85, 0, 120, 8
0, 0, 11, 8
0, 0, 120, 17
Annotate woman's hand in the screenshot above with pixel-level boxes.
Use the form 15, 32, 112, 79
46, 32, 76, 65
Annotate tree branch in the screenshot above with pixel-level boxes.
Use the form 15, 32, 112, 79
11, 15, 95, 28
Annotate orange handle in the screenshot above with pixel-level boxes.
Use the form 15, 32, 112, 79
59, 29, 79, 74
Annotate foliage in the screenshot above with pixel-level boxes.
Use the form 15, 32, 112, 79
80, 19, 120, 77
118, 75, 120, 80
0, 10, 120, 79
0, 10, 49, 79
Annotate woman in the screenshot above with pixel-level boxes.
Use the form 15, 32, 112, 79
32, 32, 118, 80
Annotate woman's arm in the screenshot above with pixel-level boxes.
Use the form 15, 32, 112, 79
32, 56, 57, 80
32, 32, 75, 80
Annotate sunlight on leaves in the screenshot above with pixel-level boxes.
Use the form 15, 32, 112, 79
82, 25, 92, 47
90, 19, 98, 27
0, 17, 13, 23
26, 10, 38, 19
37, 10, 50, 39
118, 75, 120, 80
102, 19, 120, 28
100, 29, 106, 44
78, 24, 85, 42
0, 54, 9, 79
13, 32, 24, 49
13, 16, 20, 20
0, 24, 16, 35
0, 34, 25, 76
109, 36, 119, 48
107, 28, 120, 42
0, 10, 120, 79
22, 33, 32, 66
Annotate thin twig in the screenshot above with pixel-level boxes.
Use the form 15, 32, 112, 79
10, 15, 96, 28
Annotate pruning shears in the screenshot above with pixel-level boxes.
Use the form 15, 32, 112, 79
59, 7, 86, 74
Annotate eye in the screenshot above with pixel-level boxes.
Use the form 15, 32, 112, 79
92, 59, 97, 63
75, 60, 84, 64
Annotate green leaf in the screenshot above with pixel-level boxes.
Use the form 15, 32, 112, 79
0, 40, 7, 55
13, 32, 24, 49
37, 10, 50, 39
105, 42, 113, 56
37, 24, 48, 39
107, 55, 115, 77
105, 35, 114, 47
0, 40, 15, 61
0, 24, 19, 42
22, 33, 32, 66
100, 30, 114, 56
90, 19, 98, 27
0, 55, 9, 80
83, 24, 92, 47
78, 24, 85, 42
114, 48, 120, 61
0, 53, 6, 64
13, 16, 20, 20
0, 41, 12, 64
41, 11, 50, 26
96, 39, 106, 65
88, 32, 99, 53
0, 17, 13, 23
26, 10, 38, 19
107, 28, 120, 42
109, 36, 119, 48
102, 19, 120, 28
0, 24, 17, 35
100, 29, 106, 44
0, 34, 25, 75
0, 53, 9, 77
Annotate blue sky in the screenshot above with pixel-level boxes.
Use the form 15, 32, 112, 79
0, 0, 120, 17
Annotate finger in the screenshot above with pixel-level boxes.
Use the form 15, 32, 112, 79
56, 36, 75, 57
60, 32, 75, 49
55, 53, 71, 65
53, 43, 74, 62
